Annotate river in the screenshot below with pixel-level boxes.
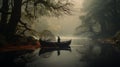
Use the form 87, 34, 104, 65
0, 37, 120, 67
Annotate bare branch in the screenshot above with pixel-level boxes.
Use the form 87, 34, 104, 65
24, 0, 34, 18
34, 0, 73, 16
19, 20, 31, 31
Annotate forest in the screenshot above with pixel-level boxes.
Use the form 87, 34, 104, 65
0, 0, 120, 67
75, 0, 120, 38
0, 0, 120, 49
0, 0, 73, 46
74, 0, 120, 46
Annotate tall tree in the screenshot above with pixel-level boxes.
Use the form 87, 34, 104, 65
0, 0, 9, 35
7, 0, 22, 37
0, 0, 73, 39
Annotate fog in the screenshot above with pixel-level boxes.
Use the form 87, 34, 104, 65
32, 0, 85, 37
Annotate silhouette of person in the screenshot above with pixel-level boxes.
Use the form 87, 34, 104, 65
57, 49, 60, 56
57, 36, 60, 43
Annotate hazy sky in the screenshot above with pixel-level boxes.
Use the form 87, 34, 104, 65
33, 0, 85, 36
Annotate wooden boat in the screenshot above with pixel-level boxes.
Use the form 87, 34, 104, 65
39, 39, 72, 48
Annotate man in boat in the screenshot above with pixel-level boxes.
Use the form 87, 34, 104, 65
57, 36, 61, 43
57, 36, 61, 55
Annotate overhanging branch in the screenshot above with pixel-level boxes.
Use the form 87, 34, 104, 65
19, 20, 31, 31
34, 0, 73, 15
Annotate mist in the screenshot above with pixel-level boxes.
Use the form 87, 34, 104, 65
32, 0, 116, 39
32, 0, 85, 37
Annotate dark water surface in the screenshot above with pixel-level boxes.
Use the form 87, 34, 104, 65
1, 38, 120, 67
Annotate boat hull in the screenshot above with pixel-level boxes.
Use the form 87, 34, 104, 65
39, 40, 71, 48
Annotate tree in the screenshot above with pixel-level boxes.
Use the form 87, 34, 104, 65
0, 0, 73, 40
76, 0, 120, 38
0, 0, 9, 35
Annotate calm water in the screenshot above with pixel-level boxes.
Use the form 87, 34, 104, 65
1, 38, 120, 67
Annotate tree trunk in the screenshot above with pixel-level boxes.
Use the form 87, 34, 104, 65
0, 0, 9, 35
7, 0, 22, 37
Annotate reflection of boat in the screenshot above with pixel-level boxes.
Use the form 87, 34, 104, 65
39, 47, 71, 55
39, 39, 72, 47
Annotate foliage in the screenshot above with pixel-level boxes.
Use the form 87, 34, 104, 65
22, 0, 73, 17
76, 0, 120, 37
0, 0, 73, 38
0, 0, 74, 46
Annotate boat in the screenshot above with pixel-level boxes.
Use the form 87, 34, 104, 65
39, 39, 72, 48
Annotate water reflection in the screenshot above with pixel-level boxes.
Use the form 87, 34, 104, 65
1, 38, 120, 67
39, 46, 72, 56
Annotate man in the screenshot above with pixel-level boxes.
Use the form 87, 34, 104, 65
57, 36, 60, 43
